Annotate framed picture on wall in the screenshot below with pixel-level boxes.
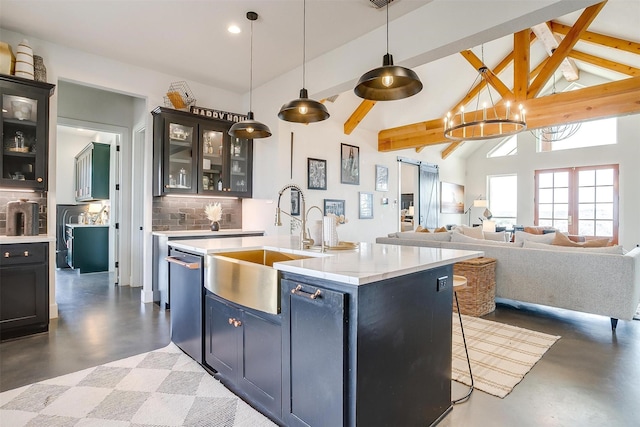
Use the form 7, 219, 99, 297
324, 199, 345, 217
359, 192, 374, 219
375, 164, 389, 192
291, 188, 300, 216
440, 181, 464, 214
307, 158, 327, 190
340, 143, 359, 185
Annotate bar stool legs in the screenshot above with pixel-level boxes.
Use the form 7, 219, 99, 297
452, 287, 474, 404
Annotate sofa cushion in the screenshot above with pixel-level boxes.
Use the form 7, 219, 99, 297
551, 231, 611, 248
451, 232, 514, 246
397, 231, 452, 241
455, 225, 484, 239
514, 231, 556, 245
484, 231, 508, 242
523, 239, 624, 254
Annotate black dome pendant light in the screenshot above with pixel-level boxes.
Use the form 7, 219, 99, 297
354, 0, 422, 101
229, 11, 272, 139
277, 0, 329, 123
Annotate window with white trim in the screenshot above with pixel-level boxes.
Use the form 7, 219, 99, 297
487, 174, 517, 229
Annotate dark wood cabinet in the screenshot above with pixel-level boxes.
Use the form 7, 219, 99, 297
204, 291, 281, 419
0, 75, 55, 190
152, 107, 253, 197
281, 279, 346, 427
0, 242, 49, 340
75, 142, 110, 201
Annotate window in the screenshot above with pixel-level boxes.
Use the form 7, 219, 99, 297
537, 117, 617, 152
488, 174, 517, 228
535, 165, 618, 242
487, 135, 517, 158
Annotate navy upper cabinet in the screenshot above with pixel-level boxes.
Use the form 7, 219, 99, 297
152, 107, 253, 197
0, 75, 55, 190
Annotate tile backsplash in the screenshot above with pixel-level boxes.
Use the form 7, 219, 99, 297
152, 197, 242, 231
0, 191, 48, 235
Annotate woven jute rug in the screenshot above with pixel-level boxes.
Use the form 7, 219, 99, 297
452, 313, 560, 398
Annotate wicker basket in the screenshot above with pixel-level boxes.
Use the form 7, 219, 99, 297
452, 257, 496, 317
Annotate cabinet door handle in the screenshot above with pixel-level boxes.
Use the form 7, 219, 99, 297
23, 251, 29, 257
165, 256, 200, 269
291, 284, 322, 300
37, 177, 43, 183
228, 317, 242, 328
4, 252, 9, 258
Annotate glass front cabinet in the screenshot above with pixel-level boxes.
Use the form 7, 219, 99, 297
152, 107, 253, 197
0, 75, 55, 190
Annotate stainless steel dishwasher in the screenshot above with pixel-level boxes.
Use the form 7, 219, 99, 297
166, 248, 203, 364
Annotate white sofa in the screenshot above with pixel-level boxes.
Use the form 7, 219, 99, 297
376, 230, 640, 329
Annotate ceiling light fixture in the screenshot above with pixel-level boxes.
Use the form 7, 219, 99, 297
227, 24, 241, 34
229, 12, 272, 139
354, 0, 422, 101
277, 0, 329, 123
444, 45, 526, 141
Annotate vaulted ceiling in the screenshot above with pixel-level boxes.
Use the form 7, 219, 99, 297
345, 1, 640, 158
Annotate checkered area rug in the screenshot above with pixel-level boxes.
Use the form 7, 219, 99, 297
0, 343, 276, 427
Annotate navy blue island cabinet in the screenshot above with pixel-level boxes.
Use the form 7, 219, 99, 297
280, 265, 454, 427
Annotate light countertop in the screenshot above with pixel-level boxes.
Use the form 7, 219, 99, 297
152, 229, 264, 238
0, 235, 55, 244
66, 224, 109, 228
169, 235, 483, 286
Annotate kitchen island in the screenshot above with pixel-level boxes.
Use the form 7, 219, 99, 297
168, 235, 482, 427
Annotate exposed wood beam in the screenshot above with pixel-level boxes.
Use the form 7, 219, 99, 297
344, 100, 376, 135
528, 1, 607, 98
379, 76, 640, 153
549, 21, 640, 56
568, 49, 640, 76
531, 22, 580, 82
460, 50, 513, 99
513, 30, 531, 101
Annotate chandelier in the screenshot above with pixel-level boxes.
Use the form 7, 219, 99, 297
444, 47, 527, 141
531, 74, 581, 143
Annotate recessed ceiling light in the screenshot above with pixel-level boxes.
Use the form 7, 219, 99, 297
228, 24, 241, 34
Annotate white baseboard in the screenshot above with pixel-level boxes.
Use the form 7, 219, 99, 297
50, 303, 59, 319
141, 289, 157, 303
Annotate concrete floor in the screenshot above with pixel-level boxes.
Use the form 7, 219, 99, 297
1, 270, 639, 426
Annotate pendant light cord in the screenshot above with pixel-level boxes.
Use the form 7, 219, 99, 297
386, 0, 390, 55
249, 17, 254, 112
302, 0, 307, 89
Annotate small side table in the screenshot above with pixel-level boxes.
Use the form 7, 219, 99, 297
452, 275, 473, 404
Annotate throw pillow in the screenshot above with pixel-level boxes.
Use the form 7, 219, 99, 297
483, 231, 508, 242
514, 231, 556, 245
434, 226, 448, 233
552, 232, 611, 248
456, 224, 484, 239
415, 225, 430, 232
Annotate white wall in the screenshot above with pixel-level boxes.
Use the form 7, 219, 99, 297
466, 114, 640, 251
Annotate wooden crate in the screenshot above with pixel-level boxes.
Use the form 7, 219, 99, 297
453, 257, 496, 316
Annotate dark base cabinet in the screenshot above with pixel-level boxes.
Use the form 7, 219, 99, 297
204, 291, 282, 421
0, 243, 49, 340
281, 265, 453, 427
